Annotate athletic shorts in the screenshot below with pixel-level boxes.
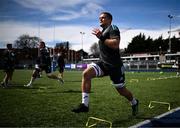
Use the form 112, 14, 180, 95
89, 61, 125, 88
58, 66, 64, 73
4, 67, 14, 73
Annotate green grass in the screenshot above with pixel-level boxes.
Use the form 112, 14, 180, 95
0, 70, 180, 127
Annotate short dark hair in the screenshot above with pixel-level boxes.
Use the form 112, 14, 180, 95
101, 12, 113, 20
7, 43, 12, 49
40, 41, 46, 47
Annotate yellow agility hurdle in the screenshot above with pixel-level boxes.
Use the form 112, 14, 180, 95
148, 101, 171, 111
86, 116, 112, 128
129, 79, 139, 83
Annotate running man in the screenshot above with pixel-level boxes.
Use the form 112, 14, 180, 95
25, 41, 63, 87
57, 52, 65, 83
72, 12, 139, 116
176, 56, 180, 76
1, 43, 16, 88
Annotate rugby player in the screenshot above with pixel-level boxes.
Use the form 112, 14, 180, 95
57, 52, 65, 83
72, 12, 139, 116
24, 41, 63, 87
1, 44, 16, 88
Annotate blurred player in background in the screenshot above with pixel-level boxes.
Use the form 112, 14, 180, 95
177, 32, 180, 76
1, 43, 16, 88
176, 56, 180, 76
57, 52, 65, 83
24, 41, 63, 87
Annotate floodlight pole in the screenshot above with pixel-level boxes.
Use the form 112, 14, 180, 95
168, 14, 173, 53
53, 23, 55, 44
38, 20, 41, 42
80, 31, 85, 61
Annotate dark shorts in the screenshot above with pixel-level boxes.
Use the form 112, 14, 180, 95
35, 64, 51, 74
4, 68, 14, 73
3, 64, 15, 73
89, 61, 125, 88
58, 66, 64, 73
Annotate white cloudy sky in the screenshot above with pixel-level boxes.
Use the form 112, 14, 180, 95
0, 0, 179, 53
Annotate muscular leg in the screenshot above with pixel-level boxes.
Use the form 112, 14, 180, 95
9, 70, 14, 85
25, 69, 39, 87
46, 72, 64, 84
58, 72, 64, 79
116, 86, 138, 116
46, 73, 59, 79
3, 72, 8, 86
116, 87, 133, 101
72, 66, 97, 112
9, 70, 13, 81
2, 70, 13, 87
58, 67, 64, 79
79, 67, 97, 107
82, 67, 97, 93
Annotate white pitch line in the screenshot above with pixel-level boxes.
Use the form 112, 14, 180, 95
147, 75, 180, 81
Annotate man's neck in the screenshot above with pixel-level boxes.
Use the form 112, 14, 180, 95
101, 24, 111, 29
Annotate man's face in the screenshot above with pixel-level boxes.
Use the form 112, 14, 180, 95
7, 44, 12, 50
99, 13, 111, 27
39, 42, 45, 49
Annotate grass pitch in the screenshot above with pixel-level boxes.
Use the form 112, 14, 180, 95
0, 70, 180, 127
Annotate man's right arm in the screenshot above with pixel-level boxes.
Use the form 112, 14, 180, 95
104, 37, 120, 49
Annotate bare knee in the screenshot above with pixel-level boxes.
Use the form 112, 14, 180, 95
82, 68, 96, 80
82, 70, 91, 80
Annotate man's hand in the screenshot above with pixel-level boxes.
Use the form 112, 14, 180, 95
92, 28, 102, 39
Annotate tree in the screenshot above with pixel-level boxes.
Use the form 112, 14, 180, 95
125, 33, 180, 54
126, 33, 147, 53
171, 36, 180, 53
145, 36, 153, 53
90, 42, 99, 57
152, 36, 164, 53
14, 34, 41, 49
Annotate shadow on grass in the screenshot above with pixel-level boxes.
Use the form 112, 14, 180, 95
31, 89, 94, 94
63, 89, 94, 93
112, 113, 153, 127
3, 84, 55, 90
1, 84, 93, 95
112, 117, 134, 127
62, 90, 82, 93
30, 89, 91, 94
65, 80, 82, 83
